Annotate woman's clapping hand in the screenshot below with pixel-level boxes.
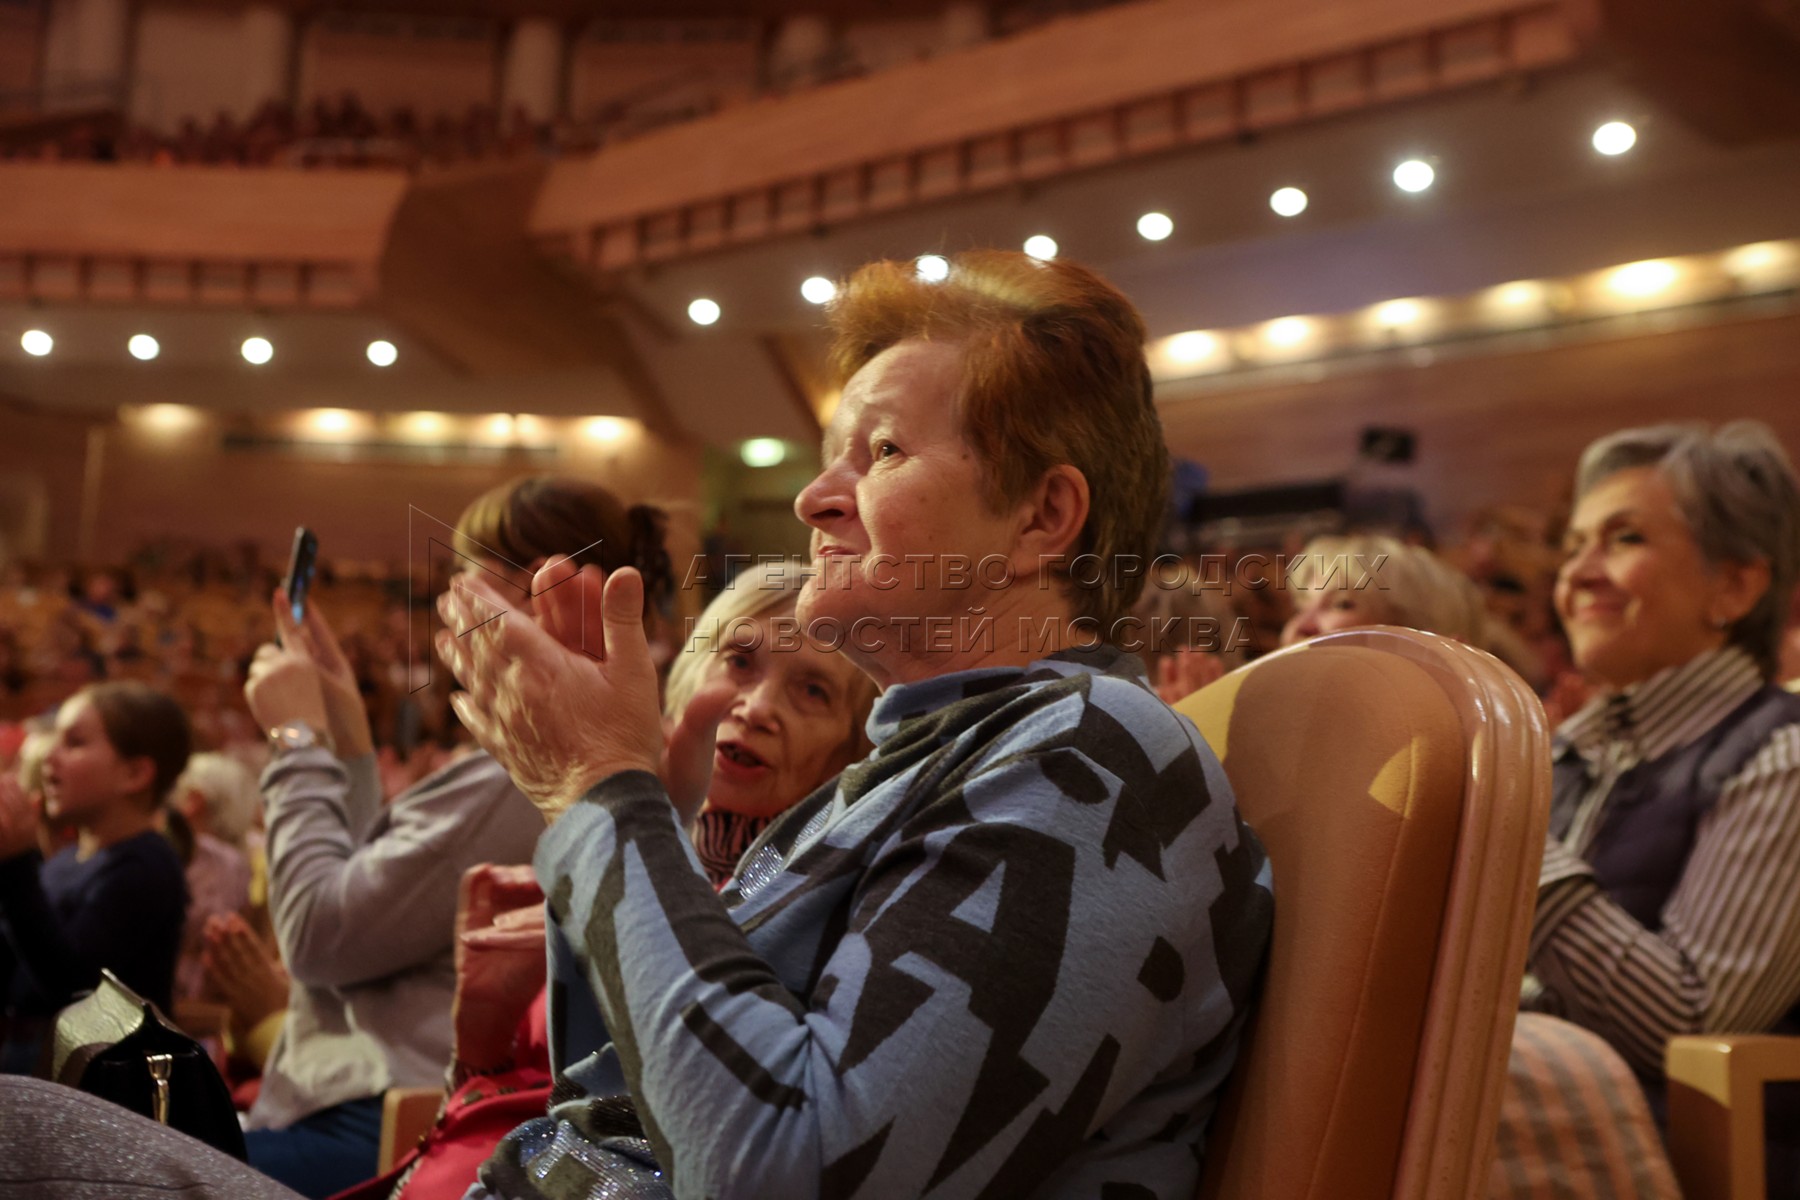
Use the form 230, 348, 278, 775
436, 561, 667, 821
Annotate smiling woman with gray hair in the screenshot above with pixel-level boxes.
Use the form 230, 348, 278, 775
1527, 419, 1800, 1194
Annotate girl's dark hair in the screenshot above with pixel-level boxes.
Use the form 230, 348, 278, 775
161, 804, 196, 866
78, 681, 193, 807
453, 477, 674, 621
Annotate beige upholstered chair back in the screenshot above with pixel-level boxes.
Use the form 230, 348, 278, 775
1177, 626, 1550, 1200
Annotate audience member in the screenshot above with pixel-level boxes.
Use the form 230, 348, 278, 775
201, 909, 289, 1075
348, 560, 878, 1200
1280, 533, 1489, 648
168, 753, 258, 1002
663, 558, 878, 882
1134, 555, 1246, 705
0, 683, 191, 1073
231, 476, 666, 1198
438, 250, 1273, 1198
1526, 421, 1800, 1193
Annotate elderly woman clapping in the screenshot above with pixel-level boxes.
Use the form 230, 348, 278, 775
435, 250, 1272, 1200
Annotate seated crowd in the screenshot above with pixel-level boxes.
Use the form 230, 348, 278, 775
3, 95, 612, 172
0, 249, 1797, 1199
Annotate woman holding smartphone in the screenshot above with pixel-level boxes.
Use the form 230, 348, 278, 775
232, 477, 673, 1199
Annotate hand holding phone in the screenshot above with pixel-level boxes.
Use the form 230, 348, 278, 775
284, 527, 319, 628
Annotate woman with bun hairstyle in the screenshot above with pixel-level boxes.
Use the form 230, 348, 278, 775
0, 681, 191, 1073
233, 475, 674, 1199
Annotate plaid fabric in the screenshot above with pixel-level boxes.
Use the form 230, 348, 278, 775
1487, 1014, 1680, 1200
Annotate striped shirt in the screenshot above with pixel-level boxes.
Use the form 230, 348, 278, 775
1524, 647, 1800, 1077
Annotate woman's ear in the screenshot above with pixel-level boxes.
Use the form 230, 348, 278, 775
1013, 464, 1091, 563
1711, 557, 1772, 629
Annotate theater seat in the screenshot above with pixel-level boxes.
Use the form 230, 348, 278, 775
1174, 626, 1551, 1200
1666, 1034, 1800, 1200
378, 1086, 442, 1174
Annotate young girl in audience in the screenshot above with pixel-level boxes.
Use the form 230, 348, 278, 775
0, 682, 191, 1073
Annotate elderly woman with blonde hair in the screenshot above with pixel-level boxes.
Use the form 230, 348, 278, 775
1281, 534, 1488, 646
1156, 533, 1513, 705
1279, 533, 1550, 679
662, 557, 877, 883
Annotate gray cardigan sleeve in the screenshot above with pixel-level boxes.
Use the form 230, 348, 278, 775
261, 748, 542, 990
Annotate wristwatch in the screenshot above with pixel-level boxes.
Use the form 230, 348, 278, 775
267, 720, 333, 755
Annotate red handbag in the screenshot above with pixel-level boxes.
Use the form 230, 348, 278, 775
329, 1064, 552, 1200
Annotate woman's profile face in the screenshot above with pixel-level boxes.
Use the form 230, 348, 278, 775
1280, 584, 1393, 647
792, 340, 1021, 677
40, 695, 140, 824
702, 614, 865, 819
1555, 466, 1742, 689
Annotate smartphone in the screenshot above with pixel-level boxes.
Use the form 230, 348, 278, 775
285, 526, 319, 625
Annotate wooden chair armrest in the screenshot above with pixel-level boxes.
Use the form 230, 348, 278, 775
378, 1085, 444, 1174
1665, 1034, 1800, 1200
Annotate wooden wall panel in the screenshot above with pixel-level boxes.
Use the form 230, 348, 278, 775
0, 3, 42, 110
129, 4, 246, 131
1157, 312, 1800, 539
0, 406, 91, 562
567, 36, 758, 120
85, 426, 702, 569
299, 19, 497, 118
0, 406, 700, 572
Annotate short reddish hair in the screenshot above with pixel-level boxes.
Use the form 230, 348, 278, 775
828, 249, 1169, 629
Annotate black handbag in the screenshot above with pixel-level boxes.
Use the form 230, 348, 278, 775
52, 968, 248, 1161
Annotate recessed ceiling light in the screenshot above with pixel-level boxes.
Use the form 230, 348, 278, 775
1373, 298, 1424, 328
1720, 241, 1799, 292
915, 255, 951, 282
20, 329, 52, 357
1489, 280, 1546, 308
1262, 316, 1314, 348
1269, 187, 1308, 217
582, 417, 627, 442
137, 403, 199, 432
1722, 242, 1786, 275
1023, 234, 1058, 260
308, 408, 353, 435
1136, 212, 1174, 241
128, 334, 160, 361
1592, 121, 1637, 156
1392, 159, 1435, 193
366, 339, 397, 367
687, 298, 721, 326
1607, 259, 1677, 298
800, 276, 837, 304
241, 336, 273, 365
741, 438, 787, 467
1165, 331, 1220, 363
396, 411, 448, 441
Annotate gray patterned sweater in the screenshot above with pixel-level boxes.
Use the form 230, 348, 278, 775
487, 646, 1272, 1200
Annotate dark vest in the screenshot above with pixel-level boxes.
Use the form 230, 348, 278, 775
1551, 684, 1800, 932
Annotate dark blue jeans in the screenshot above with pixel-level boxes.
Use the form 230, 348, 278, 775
245, 1094, 385, 1199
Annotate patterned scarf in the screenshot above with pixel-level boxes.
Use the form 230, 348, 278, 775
691, 806, 775, 889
